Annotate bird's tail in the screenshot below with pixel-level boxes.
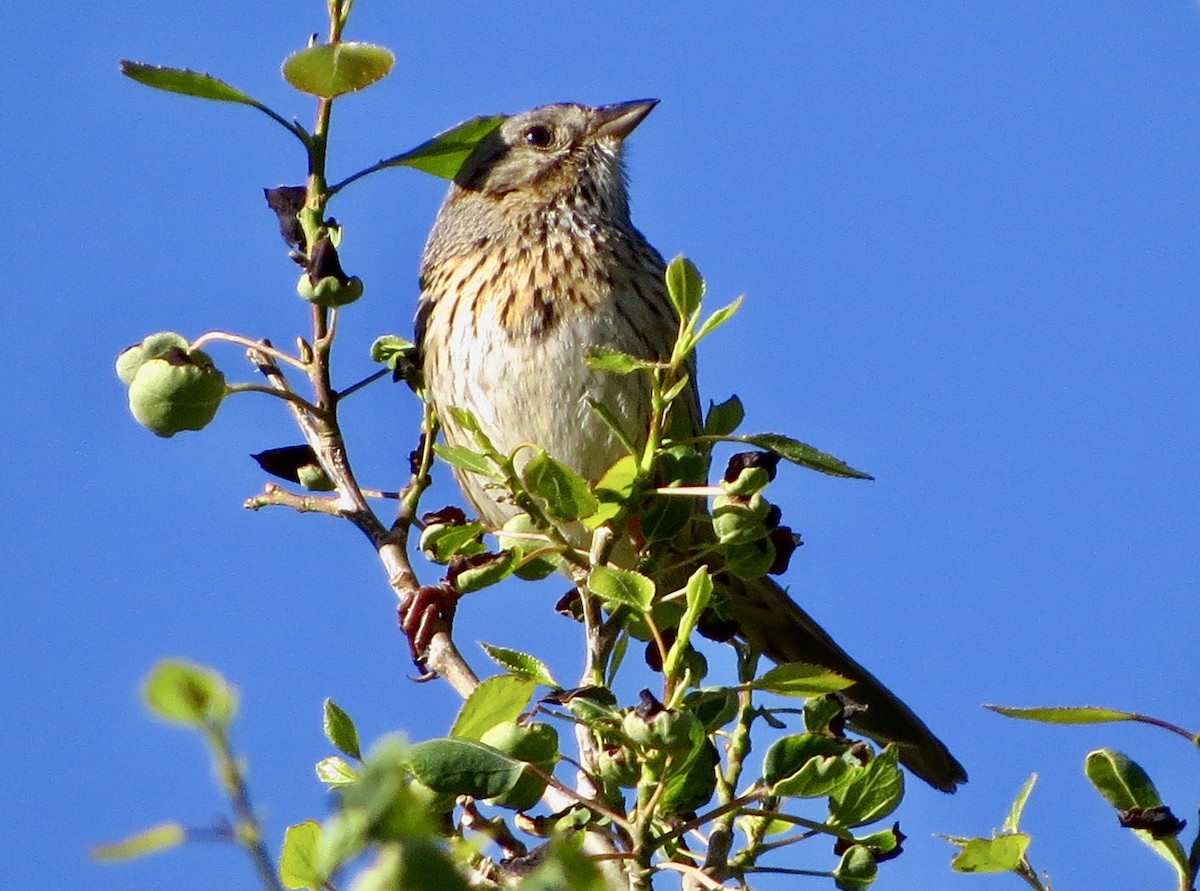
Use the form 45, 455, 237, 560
728, 574, 967, 792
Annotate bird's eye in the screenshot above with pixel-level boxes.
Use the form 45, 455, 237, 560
522, 125, 554, 148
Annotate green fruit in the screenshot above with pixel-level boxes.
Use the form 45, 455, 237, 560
127, 347, 225, 438
297, 271, 364, 308
596, 745, 639, 789
115, 331, 190, 385
622, 707, 697, 756
721, 536, 776, 580
712, 493, 771, 545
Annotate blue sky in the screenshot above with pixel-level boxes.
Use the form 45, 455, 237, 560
7, 3, 1200, 889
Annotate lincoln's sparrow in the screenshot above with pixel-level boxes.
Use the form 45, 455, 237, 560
416, 100, 965, 791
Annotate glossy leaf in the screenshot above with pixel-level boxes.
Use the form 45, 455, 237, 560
120, 61, 260, 105
382, 114, 506, 180
282, 42, 394, 98
741, 433, 873, 480
523, 451, 599, 520
405, 737, 528, 800
480, 643, 558, 687
829, 746, 905, 828
323, 698, 361, 761
1085, 749, 1163, 811
433, 444, 498, 478
704, 394, 745, 436
665, 255, 705, 319
662, 568, 713, 679
692, 296, 744, 344
450, 675, 536, 741
987, 704, 1137, 724
752, 662, 854, 698
588, 565, 655, 612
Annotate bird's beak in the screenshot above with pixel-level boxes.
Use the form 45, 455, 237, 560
590, 99, 659, 141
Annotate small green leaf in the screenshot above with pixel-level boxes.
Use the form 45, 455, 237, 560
741, 433, 873, 480
765, 733, 856, 799
987, 704, 1137, 724
523, 451, 599, 521
660, 736, 720, 815
584, 454, 641, 530
91, 822, 185, 862
948, 834, 1030, 874
832, 844, 878, 891
704, 394, 744, 436
370, 335, 415, 369
315, 756, 358, 788
1004, 774, 1037, 832
585, 346, 649, 374
692, 296, 743, 344
450, 675, 537, 741
445, 405, 481, 433
662, 568, 713, 679
480, 644, 558, 687
142, 659, 237, 728
665, 255, 705, 320
120, 61, 260, 105
433, 444, 498, 478
382, 114, 506, 180
279, 821, 323, 891
405, 737, 528, 801
829, 746, 905, 829
752, 663, 854, 698
323, 698, 361, 761
1085, 749, 1163, 811
588, 565, 655, 612
282, 42, 394, 98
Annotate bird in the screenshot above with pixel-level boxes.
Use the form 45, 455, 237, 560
414, 99, 966, 792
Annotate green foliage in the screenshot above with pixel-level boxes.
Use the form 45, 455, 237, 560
106, 4, 1009, 889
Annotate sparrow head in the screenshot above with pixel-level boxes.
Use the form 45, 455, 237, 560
452, 99, 658, 215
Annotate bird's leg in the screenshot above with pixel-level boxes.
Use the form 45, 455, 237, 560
397, 581, 460, 677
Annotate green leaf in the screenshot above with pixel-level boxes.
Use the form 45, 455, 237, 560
765, 733, 855, 798
585, 346, 650, 374
120, 61, 260, 105
480, 643, 558, 687
1085, 749, 1163, 811
584, 454, 641, 530
382, 114, 507, 180
704, 394, 745, 436
987, 704, 1137, 724
517, 835, 610, 891
315, 755, 358, 788
405, 737, 528, 801
142, 659, 237, 728
740, 433, 873, 480
323, 698, 361, 761
829, 746, 905, 829
450, 675, 537, 741
445, 405, 481, 433
948, 834, 1030, 874
523, 451, 599, 521
370, 334, 415, 368
832, 843, 878, 891
665, 255, 705, 320
279, 821, 323, 891
1087, 749, 1192, 882
433, 444, 498, 478
692, 296, 744, 344
282, 42, 394, 98
451, 550, 519, 594
752, 663, 854, 698
660, 737, 720, 815
91, 822, 185, 862
584, 398, 638, 457
662, 568, 713, 679
1004, 774, 1037, 832
588, 565, 655, 612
